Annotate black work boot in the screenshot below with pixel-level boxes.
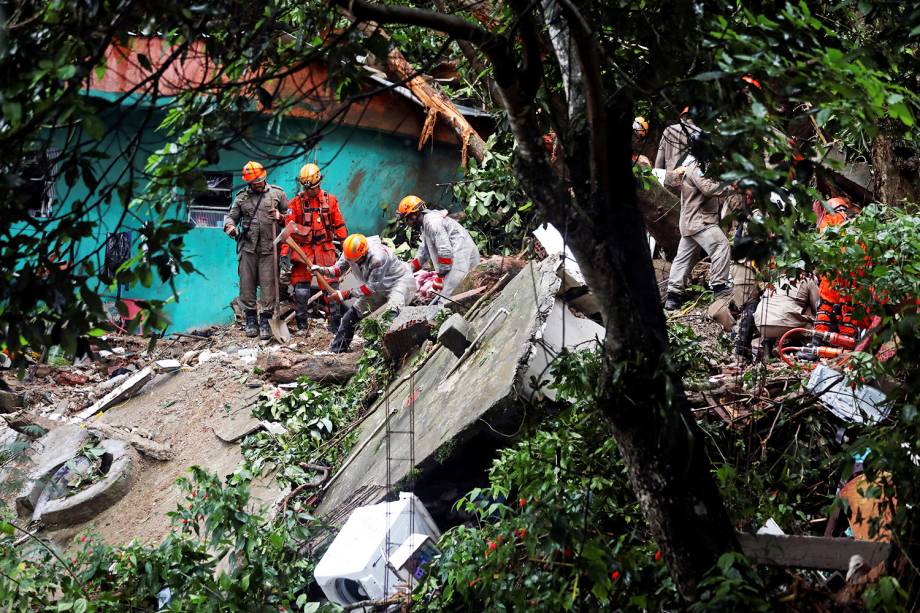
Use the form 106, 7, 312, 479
711, 283, 732, 299
330, 306, 359, 353
259, 312, 271, 340
328, 302, 344, 333
663, 292, 683, 311
296, 317, 310, 335
244, 309, 259, 338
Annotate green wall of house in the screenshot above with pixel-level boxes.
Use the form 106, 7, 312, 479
33, 101, 462, 333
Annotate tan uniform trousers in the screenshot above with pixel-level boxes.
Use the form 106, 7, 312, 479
666, 225, 732, 294
238, 250, 277, 313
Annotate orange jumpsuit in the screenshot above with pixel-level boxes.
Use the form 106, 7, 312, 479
280, 190, 348, 285
815, 212, 865, 337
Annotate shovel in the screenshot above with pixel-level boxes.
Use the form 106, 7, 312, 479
272, 221, 337, 294
270, 220, 291, 344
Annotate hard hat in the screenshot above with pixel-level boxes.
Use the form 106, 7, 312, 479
397, 195, 425, 217
342, 234, 369, 261
633, 116, 649, 138
242, 161, 267, 183
299, 163, 321, 188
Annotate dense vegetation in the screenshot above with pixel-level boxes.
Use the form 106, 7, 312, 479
1, 0, 919, 609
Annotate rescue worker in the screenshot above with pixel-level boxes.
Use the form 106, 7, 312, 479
632, 116, 652, 168
663, 158, 738, 310
279, 163, 348, 333
312, 234, 417, 353
814, 197, 863, 339
224, 161, 288, 339
655, 106, 701, 171
746, 276, 820, 360
396, 195, 480, 303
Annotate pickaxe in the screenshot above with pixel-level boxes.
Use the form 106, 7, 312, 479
273, 221, 336, 294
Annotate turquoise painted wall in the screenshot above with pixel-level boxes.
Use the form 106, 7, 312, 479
20, 102, 462, 332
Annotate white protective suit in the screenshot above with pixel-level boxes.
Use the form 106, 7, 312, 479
330, 235, 416, 315
413, 210, 480, 301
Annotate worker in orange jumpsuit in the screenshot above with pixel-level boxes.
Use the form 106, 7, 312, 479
279, 163, 348, 332
814, 197, 863, 339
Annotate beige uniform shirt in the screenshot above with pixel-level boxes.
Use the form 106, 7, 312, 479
679, 165, 732, 236
224, 184, 288, 255
654, 120, 700, 172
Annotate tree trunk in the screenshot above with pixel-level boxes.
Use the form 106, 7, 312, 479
872, 119, 920, 205
337, 0, 737, 598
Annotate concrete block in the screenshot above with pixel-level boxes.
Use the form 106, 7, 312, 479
382, 305, 444, 362
437, 314, 472, 358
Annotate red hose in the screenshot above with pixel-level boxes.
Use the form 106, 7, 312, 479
777, 327, 812, 368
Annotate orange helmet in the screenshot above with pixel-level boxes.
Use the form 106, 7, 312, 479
342, 234, 369, 261
633, 116, 649, 138
826, 197, 850, 213
397, 195, 425, 217
299, 163, 321, 188
242, 161, 266, 183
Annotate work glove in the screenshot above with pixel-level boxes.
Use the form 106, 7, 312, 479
279, 255, 292, 272
327, 289, 350, 303
279, 267, 291, 286
225, 224, 238, 238
410, 258, 421, 272
431, 275, 444, 292
312, 265, 334, 276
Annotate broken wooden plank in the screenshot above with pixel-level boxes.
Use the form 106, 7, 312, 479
75, 366, 154, 421
738, 533, 891, 571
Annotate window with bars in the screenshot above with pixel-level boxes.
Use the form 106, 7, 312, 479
188, 171, 233, 228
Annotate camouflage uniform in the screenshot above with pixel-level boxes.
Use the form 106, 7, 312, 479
224, 184, 288, 314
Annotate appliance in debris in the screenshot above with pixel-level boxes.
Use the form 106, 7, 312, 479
806, 364, 889, 424
314, 492, 441, 608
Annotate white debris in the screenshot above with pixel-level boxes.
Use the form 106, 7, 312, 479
238, 348, 258, 365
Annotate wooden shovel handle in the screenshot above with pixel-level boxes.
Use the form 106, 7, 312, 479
284, 238, 336, 294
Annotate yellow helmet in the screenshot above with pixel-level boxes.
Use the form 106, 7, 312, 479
632, 116, 649, 138
342, 234, 369, 261
299, 163, 321, 188
397, 195, 425, 217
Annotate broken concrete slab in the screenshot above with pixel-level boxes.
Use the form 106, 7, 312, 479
318, 255, 563, 518
85, 422, 173, 461
437, 313, 472, 358
259, 350, 359, 384
738, 533, 890, 571
382, 305, 443, 361
212, 390, 263, 442
75, 366, 154, 421
524, 297, 605, 402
